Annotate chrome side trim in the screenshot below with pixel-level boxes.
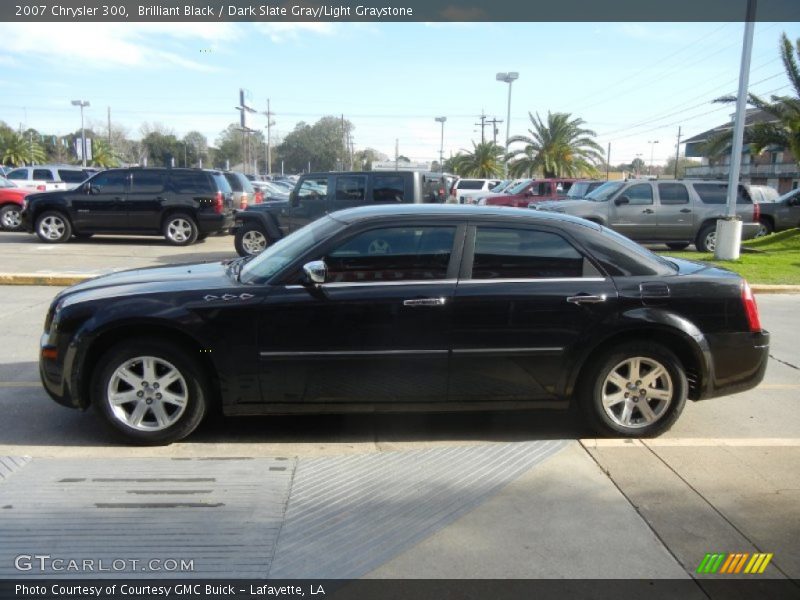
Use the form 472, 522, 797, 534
260, 349, 448, 358
458, 278, 607, 284
452, 347, 564, 355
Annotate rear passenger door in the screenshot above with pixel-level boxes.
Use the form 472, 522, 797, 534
656, 182, 693, 240
127, 169, 169, 231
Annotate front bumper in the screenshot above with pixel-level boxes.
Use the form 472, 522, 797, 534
699, 329, 770, 399
39, 332, 79, 409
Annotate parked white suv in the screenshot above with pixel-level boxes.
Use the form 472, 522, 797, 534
449, 178, 503, 204
5, 165, 97, 192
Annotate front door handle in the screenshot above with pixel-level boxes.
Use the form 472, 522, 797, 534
566, 294, 607, 305
680, 208, 692, 213
642, 209, 655, 214
403, 297, 447, 307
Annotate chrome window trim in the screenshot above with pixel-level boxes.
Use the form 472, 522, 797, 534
458, 277, 607, 284
284, 279, 457, 290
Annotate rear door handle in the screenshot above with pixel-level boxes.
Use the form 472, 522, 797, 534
680, 208, 692, 213
642, 209, 655, 214
567, 294, 607, 305
403, 297, 447, 307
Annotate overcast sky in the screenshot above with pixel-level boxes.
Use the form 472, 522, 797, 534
1, 20, 799, 168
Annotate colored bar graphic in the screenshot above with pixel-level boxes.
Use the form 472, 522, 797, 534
698, 552, 774, 575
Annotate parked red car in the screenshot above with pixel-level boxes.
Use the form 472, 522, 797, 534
482, 178, 578, 208
0, 177, 30, 231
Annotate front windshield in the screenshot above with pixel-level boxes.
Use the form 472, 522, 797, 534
240, 216, 344, 284
586, 181, 625, 202
0, 178, 14, 189
490, 180, 510, 192
566, 183, 589, 199
507, 179, 532, 195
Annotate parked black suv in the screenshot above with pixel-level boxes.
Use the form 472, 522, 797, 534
21, 168, 235, 245
233, 170, 444, 256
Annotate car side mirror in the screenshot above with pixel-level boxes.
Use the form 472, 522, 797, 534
84, 182, 94, 194
303, 260, 327, 286
615, 196, 630, 206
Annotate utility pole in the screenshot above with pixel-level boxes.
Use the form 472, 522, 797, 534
606, 143, 611, 181
395, 138, 399, 170
263, 98, 274, 176
474, 113, 487, 144
487, 117, 503, 145
674, 126, 682, 178
107, 107, 111, 146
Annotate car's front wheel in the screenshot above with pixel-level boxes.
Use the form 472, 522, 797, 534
92, 339, 209, 445
35, 211, 72, 243
163, 213, 199, 245
234, 223, 270, 256
0, 204, 23, 231
580, 342, 687, 438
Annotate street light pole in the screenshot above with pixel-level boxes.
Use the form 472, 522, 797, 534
648, 140, 659, 175
496, 72, 519, 177
434, 117, 447, 171
71, 100, 90, 167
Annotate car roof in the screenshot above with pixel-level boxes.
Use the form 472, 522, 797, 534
329, 203, 603, 231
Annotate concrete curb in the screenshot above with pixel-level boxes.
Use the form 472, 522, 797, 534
0, 273, 799, 294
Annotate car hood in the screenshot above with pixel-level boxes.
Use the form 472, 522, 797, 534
537, 199, 592, 211
55, 261, 239, 307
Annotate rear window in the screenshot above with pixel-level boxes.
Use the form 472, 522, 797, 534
693, 183, 750, 204
170, 171, 213, 194
58, 169, 87, 183
211, 172, 232, 194
457, 180, 485, 190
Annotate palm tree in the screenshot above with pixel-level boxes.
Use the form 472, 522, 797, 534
450, 141, 505, 177
0, 131, 45, 166
89, 138, 119, 168
704, 33, 800, 163
508, 111, 604, 178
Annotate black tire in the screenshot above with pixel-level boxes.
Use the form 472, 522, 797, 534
196, 233, 208, 241
35, 210, 72, 243
162, 213, 199, 246
234, 223, 270, 256
74, 233, 94, 240
0, 204, 23, 231
579, 342, 687, 438
755, 218, 773, 238
695, 223, 717, 253
91, 338, 209, 445
665, 242, 690, 251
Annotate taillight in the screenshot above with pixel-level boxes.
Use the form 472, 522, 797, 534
255, 190, 263, 205
742, 280, 761, 332
753, 202, 760, 222
213, 191, 224, 215
36, 185, 46, 191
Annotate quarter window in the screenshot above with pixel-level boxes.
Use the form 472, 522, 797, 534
58, 169, 88, 184
693, 183, 750, 204
658, 183, 689, 205
170, 171, 211, 194
325, 226, 455, 282
472, 228, 595, 279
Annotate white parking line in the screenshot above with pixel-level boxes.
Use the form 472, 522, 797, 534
582, 438, 800, 447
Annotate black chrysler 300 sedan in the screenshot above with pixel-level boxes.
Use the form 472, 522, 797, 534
39, 205, 769, 444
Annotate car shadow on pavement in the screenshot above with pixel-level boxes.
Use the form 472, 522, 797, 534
0, 362, 589, 449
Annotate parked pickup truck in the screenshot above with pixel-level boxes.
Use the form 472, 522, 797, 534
233, 170, 441, 256
481, 178, 578, 207
535, 179, 761, 252
756, 187, 800, 236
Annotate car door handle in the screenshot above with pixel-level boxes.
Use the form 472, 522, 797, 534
680, 208, 692, 213
403, 297, 447, 307
566, 294, 607, 305
642, 209, 655, 214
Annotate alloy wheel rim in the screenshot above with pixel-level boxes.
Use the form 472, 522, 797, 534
242, 230, 267, 254
107, 355, 188, 431
167, 219, 192, 243
601, 356, 673, 429
39, 216, 65, 240
2, 209, 21, 228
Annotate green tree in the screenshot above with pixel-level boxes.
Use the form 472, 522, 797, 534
183, 131, 209, 167
214, 123, 244, 169
663, 156, 700, 178
450, 141, 505, 177
508, 111, 604, 178
90, 138, 118, 167
276, 116, 354, 173
705, 33, 800, 163
353, 148, 387, 171
140, 123, 181, 167
0, 130, 45, 166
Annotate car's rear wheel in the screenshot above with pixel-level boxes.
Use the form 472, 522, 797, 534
695, 223, 717, 253
665, 242, 689, 251
0, 204, 23, 231
35, 211, 72, 243
234, 223, 270, 256
580, 342, 687, 438
163, 213, 198, 246
92, 339, 209, 445
755, 218, 773, 238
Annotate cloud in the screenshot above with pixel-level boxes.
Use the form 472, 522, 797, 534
253, 22, 336, 43
0, 23, 239, 72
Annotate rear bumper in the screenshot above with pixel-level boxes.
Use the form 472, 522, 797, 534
197, 212, 235, 234
698, 330, 770, 400
740, 222, 760, 241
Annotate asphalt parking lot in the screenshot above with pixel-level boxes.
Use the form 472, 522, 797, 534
0, 234, 798, 592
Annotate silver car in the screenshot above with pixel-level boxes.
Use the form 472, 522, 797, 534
756, 187, 800, 236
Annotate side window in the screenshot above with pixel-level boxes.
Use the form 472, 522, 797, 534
58, 169, 88, 184
372, 175, 404, 202
325, 226, 455, 282
472, 228, 596, 280
223, 173, 242, 192
90, 170, 128, 194
622, 184, 653, 205
658, 183, 690, 205
6, 169, 27, 180
33, 169, 53, 181
130, 170, 167, 194
297, 177, 328, 200
170, 172, 211, 194
334, 176, 366, 202
693, 183, 749, 204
